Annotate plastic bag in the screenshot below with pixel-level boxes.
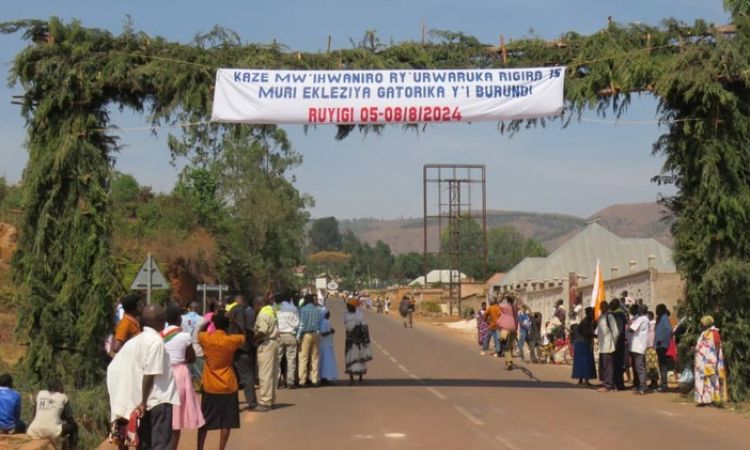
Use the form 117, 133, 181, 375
678, 367, 693, 384
666, 337, 678, 360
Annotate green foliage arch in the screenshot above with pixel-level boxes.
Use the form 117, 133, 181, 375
3, 1, 750, 400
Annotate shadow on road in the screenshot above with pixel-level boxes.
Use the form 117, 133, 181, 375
324, 378, 579, 389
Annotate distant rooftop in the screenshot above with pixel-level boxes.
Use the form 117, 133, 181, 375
409, 269, 467, 286
495, 223, 675, 287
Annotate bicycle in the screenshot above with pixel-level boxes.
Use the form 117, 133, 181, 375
403, 310, 413, 328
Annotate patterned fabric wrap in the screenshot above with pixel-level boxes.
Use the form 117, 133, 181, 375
108, 410, 140, 447
476, 310, 489, 347
345, 323, 373, 375
694, 327, 727, 404
645, 347, 659, 379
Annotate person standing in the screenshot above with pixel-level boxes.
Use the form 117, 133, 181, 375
111, 293, 143, 355
629, 305, 650, 394
517, 306, 531, 362
609, 299, 628, 390
344, 298, 373, 385
163, 303, 205, 449
596, 302, 620, 392
654, 304, 673, 392
27, 380, 78, 449
227, 295, 257, 410
645, 311, 660, 390
571, 307, 597, 386
528, 312, 543, 363
197, 311, 245, 450
476, 301, 490, 355
694, 316, 727, 406
253, 295, 280, 411
0, 374, 24, 435
318, 309, 339, 384
483, 297, 502, 357
384, 297, 391, 315
182, 301, 206, 386
275, 293, 300, 389
107, 304, 179, 450
497, 295, 519, 370
297, 294, 322, 387
204, 301, 225, 334
553, 299, 567, 330
569, 297, 583, 340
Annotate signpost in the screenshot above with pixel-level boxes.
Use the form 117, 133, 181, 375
196, 283, 229, 314
130, 253, 170, 304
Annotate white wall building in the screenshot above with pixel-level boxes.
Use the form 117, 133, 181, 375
493, 223, 684, 322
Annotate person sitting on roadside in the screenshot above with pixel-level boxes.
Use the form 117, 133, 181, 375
0, 374, 25, 435
27, 379, 78, 449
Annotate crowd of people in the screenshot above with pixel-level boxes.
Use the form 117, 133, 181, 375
104, 291, 375, 449
0, 290, 374, 450
475, 291, 728, 405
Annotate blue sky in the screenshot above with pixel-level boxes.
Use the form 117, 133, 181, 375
0, 1, 729, 219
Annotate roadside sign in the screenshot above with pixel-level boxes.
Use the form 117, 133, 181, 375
196, 283, 229, 313
130, 253, 170, 304
327, 281, 339, 291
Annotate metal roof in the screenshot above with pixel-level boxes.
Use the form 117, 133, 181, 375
409, 270, 467, 286
497, 223, 675, 286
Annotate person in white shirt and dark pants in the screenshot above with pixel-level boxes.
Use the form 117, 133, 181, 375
629, 304, 651, 395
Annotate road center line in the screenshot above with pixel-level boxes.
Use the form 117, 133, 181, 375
454, 405, 485, 426
397, 364, 409, 373
426, 387, 448, 400
388, 355, 398, 363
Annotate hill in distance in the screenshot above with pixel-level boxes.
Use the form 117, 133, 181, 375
339, 202, 673, 255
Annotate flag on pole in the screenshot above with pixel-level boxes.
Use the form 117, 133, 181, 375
590, 260, 605, 320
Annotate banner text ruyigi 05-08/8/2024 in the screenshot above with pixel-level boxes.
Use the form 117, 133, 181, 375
210, 68, 565, 125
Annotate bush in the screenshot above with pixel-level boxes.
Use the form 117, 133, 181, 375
422, 301, 442, 314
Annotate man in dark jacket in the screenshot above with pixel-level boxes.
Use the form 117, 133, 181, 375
228, 295, 257, 410
609, 298, 628, 390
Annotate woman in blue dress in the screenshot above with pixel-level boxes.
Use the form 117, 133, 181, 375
318, 308, 339, 384
571, 307, 597, 386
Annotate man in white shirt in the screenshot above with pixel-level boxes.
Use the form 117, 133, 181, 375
107, 304, 179, 449
596, 302, 620, 392
27, 380, 77, 448
628, 304, 651, 395
275, 293, 300, 388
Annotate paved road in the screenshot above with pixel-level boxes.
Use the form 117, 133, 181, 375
181, 300, 749, 450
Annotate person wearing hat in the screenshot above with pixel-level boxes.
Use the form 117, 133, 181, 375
694, 315, 727, 405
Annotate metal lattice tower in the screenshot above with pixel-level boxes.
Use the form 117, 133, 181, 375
423, 164, 487, 316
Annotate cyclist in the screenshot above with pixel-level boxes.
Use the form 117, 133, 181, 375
399, 296, 415, 328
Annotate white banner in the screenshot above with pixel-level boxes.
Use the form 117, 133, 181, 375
211, 67, 565, 125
